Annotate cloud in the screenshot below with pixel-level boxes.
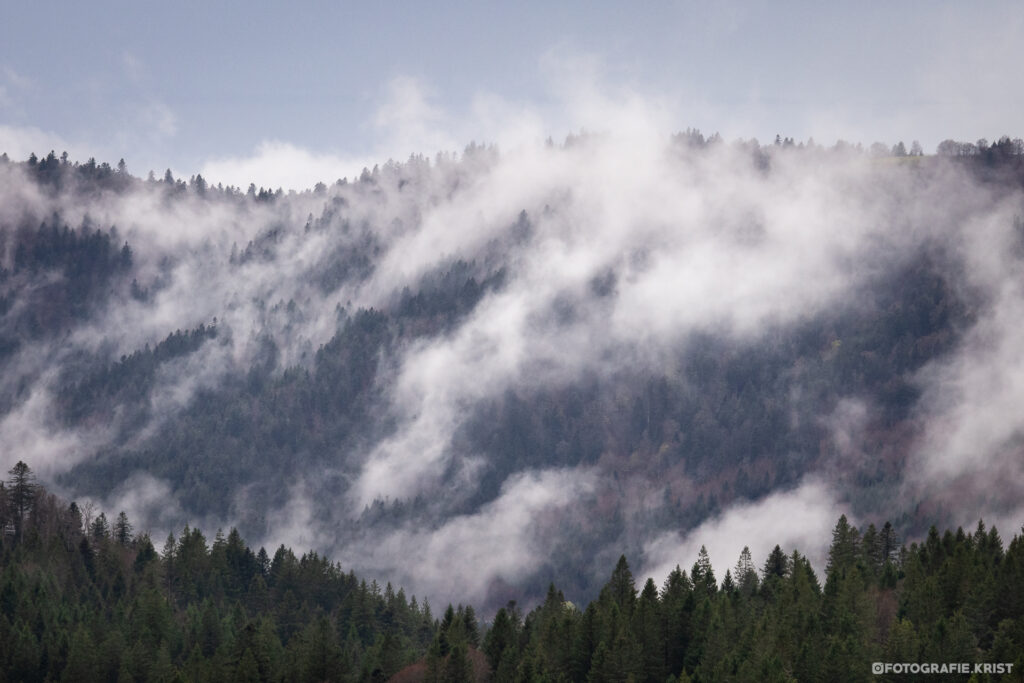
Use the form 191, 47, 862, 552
2, 66, 32, 90
331, 468, 597, 607
373, 76, 460, 158
0, 66, 32, 109
200, 140, 368, 191
639, 477, 844, 585
121, 52, 146, 82
97, 472, 189, 540
199, 75, 466, 192
346, 132, 949, 509
903, 198, 1024, 524
139, 100, 178, 138
0, 124, 83, 161
0, 376, 113, 481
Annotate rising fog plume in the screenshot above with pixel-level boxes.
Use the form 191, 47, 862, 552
1, 105, 1023, 611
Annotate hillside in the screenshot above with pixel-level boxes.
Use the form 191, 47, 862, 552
0, 137, 1023, 610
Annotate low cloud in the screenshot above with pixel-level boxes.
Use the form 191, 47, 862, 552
201, 141, 369, 191
904, 200, 1024, 524
0, 377, 113, 480
639, 477, 843, 585
200, 75, 464, 192
0, 124, 84, 162
336, 468, 597, 607
98, 473, 189, 540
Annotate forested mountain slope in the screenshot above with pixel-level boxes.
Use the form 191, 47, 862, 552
0, 137, 1023, 611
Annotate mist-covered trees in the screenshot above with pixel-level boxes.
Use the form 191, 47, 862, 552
3, 141, 1024, 630
0, 212, 133, 361
935, 135, 1024, 161
2, 143, 1012, 606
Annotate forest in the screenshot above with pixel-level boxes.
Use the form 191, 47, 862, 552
1, 136, 1024, 629
1, 462, 1022, 682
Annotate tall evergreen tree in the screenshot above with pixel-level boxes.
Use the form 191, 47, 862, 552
692, 546, 717, 597
826, 515, 861, 578
6, 461, 37, 541
114, 511, 133, 546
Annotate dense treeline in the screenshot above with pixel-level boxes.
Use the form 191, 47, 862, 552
0, 462, 437, 682
2, 464, 1023, 682
486, 515, 1024, 683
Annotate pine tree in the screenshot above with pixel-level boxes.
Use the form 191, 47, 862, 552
445, 641, 473, 683
763, 544, 789, 580
883, 617, 920, 662
424, 636, 443, 683
861, 522, 877, 568
721, 569, 736, 595
6, 461, 37, 541
439, 603, 456, 656
90, 512, 110, 539
149, 644, 176, 683
692, 546, 717, 597
484, 606, 516, 670
603, 555, 638, 614
300, 616, 345, 683
7, 621, 42, 682
162, 532, 177, 597
635, 577, 665, 683
463, 603, 480, 648
826, 515, 861, 578
234, 648, 260, 683
660, 565, 693, 677
114, 511, 133, 545
61, 625, 99, 682
734, 546, 759, 597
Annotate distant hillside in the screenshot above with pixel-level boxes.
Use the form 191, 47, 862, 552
0, 136, 1023, 611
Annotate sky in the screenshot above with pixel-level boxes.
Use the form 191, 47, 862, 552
2, 1, 1023, 190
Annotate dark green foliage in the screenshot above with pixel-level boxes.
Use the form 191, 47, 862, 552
479, 519, 1022, 683
482, 605, 518, 671
3, 474, 1024, 682
6, 461, 36, 542
0, 474, 434, 682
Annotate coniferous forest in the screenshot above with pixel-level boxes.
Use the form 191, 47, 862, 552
1, 462, 1024, 682
2, 138, 1024, 681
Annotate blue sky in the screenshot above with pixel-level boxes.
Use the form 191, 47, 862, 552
2, 1, 1022, 189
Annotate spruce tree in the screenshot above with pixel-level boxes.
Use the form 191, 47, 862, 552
692, 546, 717, 597
6, 461, 36, 541
114, 511, 133, 545
826, 515, 861, 578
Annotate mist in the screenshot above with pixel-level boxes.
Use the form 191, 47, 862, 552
1, 110, 1023, 611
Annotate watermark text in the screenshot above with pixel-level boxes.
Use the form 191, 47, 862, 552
872, 662, 1014, 675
